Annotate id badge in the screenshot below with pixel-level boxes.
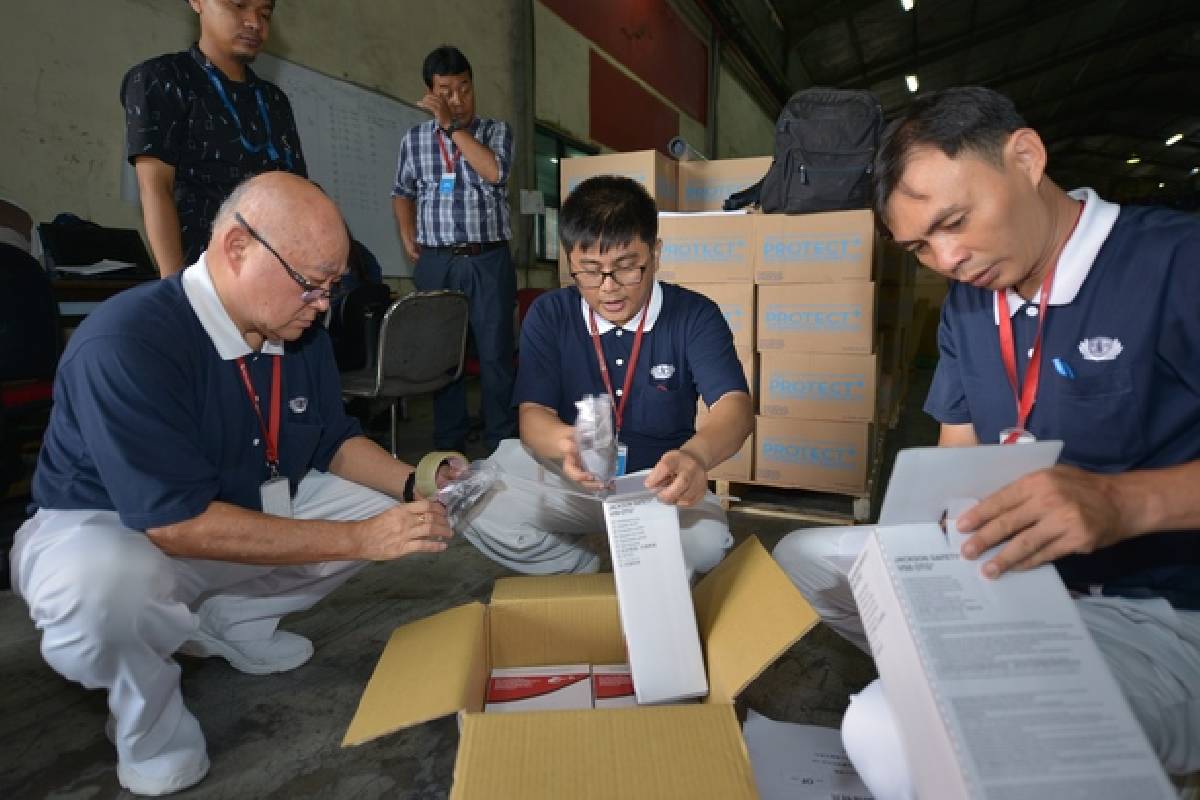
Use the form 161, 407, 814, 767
999, 427, 1037, 444
260, 475, 292, 517
438, 172, 456, 194
614, 442, 628, 477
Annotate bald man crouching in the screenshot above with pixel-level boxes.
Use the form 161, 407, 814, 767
9, 173, 454, 796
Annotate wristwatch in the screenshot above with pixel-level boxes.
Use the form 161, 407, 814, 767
441, 120, 465, 136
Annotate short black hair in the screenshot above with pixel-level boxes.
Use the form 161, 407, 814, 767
422, 46, 472, 87
559, 175, 658, 260
874, 87, 1027, 229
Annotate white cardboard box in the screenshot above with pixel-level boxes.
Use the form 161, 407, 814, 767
602, 472, 708, 704
484, 664, 593, 713
848, 444, 1175, 799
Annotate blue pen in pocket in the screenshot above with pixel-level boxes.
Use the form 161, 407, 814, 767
1052, 357, 1076, 379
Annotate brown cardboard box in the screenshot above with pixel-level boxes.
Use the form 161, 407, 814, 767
758, 353, 878, 422
657, 213, 755, 284
677, 283, 755, 350
754, 209, 877, 284
756, 282, 876, 354
343, 538, 820, 799
754, 417, 872, 494
677, 157, 773, 212
560, 150, 679, 211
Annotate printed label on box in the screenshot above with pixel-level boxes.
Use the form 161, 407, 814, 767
485, 664, 593, 713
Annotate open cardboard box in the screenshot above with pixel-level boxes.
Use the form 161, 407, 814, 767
343, 537, 819, 799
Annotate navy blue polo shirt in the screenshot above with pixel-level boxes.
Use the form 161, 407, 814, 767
515, 281, 749, 473
925, 189, 1200, 602
32, 266, 360, 531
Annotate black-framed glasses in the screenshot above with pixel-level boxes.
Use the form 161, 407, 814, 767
570, 265, 647, 289
234, 212, 340, 304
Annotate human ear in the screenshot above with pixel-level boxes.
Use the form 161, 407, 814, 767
1007, 128, 1047, 188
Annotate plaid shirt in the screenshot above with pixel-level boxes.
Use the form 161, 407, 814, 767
392, 117, 512, 245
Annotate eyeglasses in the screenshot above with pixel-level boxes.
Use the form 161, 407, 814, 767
570, 264, 647, 289
234, 212, 341, 303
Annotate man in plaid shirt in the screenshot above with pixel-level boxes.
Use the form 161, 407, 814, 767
391, 45, 516, 454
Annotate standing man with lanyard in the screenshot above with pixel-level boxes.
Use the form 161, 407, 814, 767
122, 0, 305, 276
391, 45, 517, 455
773, 87, 1200, 796
459, 176, 753, 578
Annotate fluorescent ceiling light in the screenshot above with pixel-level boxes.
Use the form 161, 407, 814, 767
1158, 182, 1166, 189
900, 0, 915, 10
1126, 156, 1141, 165
905, 74, 919, 93
1165, 133, 1184, 146
549, 157, 559, 164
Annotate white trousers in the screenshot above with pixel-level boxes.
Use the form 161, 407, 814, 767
9, 471, 395, 776
460, 439, 733, 577
773, 527, 1200, 798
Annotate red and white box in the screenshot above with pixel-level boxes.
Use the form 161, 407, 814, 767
591, 664, 637, 709
484, 664, 593, 713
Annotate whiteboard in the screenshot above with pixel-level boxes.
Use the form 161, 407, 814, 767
252, 53, 425, 277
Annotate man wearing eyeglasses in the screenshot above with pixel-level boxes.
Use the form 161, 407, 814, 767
458, 176, 753, 578
9, 173, 454, 795
391, 45, 517, 456
122, 0, 306, 276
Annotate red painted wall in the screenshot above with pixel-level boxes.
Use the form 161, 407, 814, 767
542, 0, 708, 122
588, 51, 679, 153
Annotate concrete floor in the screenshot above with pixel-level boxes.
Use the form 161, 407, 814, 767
0, 376, 938, 799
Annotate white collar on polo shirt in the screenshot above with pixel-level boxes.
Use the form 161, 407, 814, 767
993, 187, 1120, 323
182, 253, 285, 360
580, 280, 664, 334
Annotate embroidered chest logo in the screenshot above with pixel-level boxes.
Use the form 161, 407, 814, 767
650, 364, 676, 380
1077, 337, 1122, 362
288, 397, 309, 414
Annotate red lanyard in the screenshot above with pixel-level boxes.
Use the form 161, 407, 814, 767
588, 306, 648, 434
435, 130, 460, 173
995, 201, 1084, 444
236, 355, 282, 473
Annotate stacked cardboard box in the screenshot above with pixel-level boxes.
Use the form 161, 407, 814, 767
753, 208, 879, 494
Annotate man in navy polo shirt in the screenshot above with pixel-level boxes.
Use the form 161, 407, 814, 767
774, 87, 1200, 795
460, 175, 753, 577
9, 173, 453, 795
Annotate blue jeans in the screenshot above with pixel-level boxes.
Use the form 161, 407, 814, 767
413, 244, 517, 452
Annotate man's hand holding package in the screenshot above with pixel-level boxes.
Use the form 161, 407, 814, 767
645, 449, 707, 507
358, 500, 453, 560
956, 465, 1130, 578
556, 429, 607, 491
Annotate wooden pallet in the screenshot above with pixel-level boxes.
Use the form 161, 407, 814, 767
715, 427, 889, 525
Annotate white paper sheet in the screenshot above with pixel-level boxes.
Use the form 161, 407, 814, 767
743, 710, 873, 800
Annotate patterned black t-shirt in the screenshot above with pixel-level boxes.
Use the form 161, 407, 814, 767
121, 45, 307, 267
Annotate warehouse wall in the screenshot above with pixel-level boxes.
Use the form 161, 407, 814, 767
0, 0, 524, 251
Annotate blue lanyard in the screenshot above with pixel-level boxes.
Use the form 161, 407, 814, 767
201, 62, 293, 170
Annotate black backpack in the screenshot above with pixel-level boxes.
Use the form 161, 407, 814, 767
748, 88, 883, 214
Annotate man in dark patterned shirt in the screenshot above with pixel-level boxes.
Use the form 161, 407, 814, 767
392, 45, 517, 454
122, 0, 306, 276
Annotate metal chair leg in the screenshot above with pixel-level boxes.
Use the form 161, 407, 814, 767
389, 399, 399, 457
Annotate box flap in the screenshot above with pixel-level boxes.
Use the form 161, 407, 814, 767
451, 704, 756, 799
489, 573, 625, 668
693, 536, 820, 704
343, 602, 487, 746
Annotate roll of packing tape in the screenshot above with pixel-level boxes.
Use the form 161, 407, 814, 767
415, 450, 466, 499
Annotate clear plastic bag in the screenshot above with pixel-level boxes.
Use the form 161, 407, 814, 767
435, 460, 500, 528
574, 393, 617, 486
